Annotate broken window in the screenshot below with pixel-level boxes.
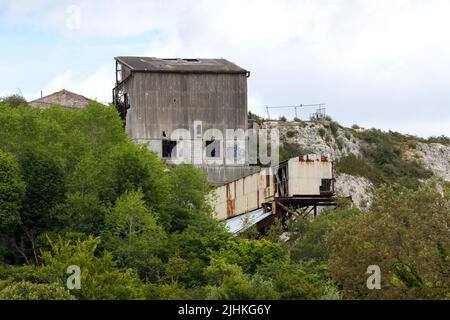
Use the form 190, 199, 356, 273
205, 139, 220, 158
320, 179, 333, 193
162, 140, 177, 158
196, 124, 202, 138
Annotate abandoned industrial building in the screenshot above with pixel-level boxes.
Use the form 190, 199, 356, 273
113, 56, 259, 184
214, 154, 336, 234
112, 56, 337, 231
29, 89, 90, 109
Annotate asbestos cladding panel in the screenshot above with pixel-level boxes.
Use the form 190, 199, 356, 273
127, 73, 247, 141
288, 155, 333, 196
211, 156, 334, 220
213, 185, 229, 221
212, 169, 274, 221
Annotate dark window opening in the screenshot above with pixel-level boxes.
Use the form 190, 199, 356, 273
275, 165, 288, 197
233, 137, 238, 160
206, 139, 220, 158
320, 179, 333, 193
162, 140, 177, 158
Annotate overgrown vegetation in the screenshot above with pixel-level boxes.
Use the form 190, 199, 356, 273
424, 135, 450, 145
328, 183, 450, 299
279, 142, 312, 162
0, 94, 27, 107
337, 128, 433, 189
0, 102, 448, 300
248, 111, 265, 126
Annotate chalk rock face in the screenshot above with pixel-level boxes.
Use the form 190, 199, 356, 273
335, 173, 374, 209
417, 143, 450, 181
261, 120, 449, 211
261, 121, 362, 161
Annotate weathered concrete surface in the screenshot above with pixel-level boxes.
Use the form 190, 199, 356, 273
197, 165, 261, 187
118, 59, 250, 184
124, 72, 248, 142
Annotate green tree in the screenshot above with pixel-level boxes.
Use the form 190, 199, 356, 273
271, 263, 338, 300
289, 207, 361, 264
0, 281, 74, 300
108, 144, 170, 211
328, 183, 450, 299
38, 235, 145, 300
101, 190, 166, 281
205, 258, 278, 300
0, 94, 27, 107
19, 148, 66, 231
213, 239, 288, 275
0, 150, 25, 231
164, 164, 212, 232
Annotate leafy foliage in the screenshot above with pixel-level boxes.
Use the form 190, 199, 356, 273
0, 281, 74, 300
328, 183, 450, 299
0, 94, 27, 107
38, 235, 145, 300
0, 101, 447, 300
279, 142, 312, 162
337, 129, 433, 189
0, 150, 25, 232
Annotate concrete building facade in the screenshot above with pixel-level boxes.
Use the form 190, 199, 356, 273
113, 56, 259, 184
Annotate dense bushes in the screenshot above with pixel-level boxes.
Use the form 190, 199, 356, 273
0, 282, 74, 300
279, 142, 312, 162
0, 101, 447, 300
0, 101, 342, 300
337, 128, 433, 188
0, 102, 229, 299
328, 183, 450, 299
0, 150, 25, 235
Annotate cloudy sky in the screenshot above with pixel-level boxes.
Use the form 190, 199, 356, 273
1, 0, 449, 137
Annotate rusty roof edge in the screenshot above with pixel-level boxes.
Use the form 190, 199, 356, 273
129, 69, 248, 75
114, 56, 249, 74
114, 56, 135, 71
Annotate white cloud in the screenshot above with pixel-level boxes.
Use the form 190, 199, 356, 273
4, 0, 450, 136
41, 66, 113, 103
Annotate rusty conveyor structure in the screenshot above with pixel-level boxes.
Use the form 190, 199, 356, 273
213, 155, 338, 234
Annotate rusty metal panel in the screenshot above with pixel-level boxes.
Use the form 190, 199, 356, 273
226, 183, 236, 218
288, 154, 333, 196
212, 155, 333, 221
212, 168, 275, 220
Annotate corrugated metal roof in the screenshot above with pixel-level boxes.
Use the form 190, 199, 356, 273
115, 56, 248, 74
224, 208, 272, 235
